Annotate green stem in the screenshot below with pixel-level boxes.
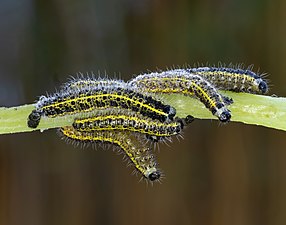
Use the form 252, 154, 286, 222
0, 91, 285, 135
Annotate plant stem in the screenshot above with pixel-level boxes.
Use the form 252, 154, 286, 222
0, 91, 285, 135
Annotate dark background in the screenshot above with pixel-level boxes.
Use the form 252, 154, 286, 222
1, 0, 286, 225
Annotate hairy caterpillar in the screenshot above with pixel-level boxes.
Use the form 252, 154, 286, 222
59, 127, 162, 181
62, 76, 125, 90
128, 71, 231, 122
27, 79, 176, 128
185, 66, 268, 94
73, 112, 181, 137
72, 110, 194, 143
26, 65, 270, 184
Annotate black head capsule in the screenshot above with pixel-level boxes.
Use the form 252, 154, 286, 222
185, 115, 195, 124
258, 80, 268, 94
177, 115, 195, 129
218, 110, 231, 123
27, 110, 42, 128
148, 171, 161, 181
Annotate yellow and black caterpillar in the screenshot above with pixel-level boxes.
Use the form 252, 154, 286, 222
27, 65, 269, 182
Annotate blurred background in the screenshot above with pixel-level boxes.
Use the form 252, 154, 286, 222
0, 0, 286, 224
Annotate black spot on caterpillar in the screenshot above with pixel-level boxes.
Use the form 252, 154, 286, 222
58, 127, 162, 182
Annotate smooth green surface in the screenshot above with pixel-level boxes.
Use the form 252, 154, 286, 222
0, 91, 285, 135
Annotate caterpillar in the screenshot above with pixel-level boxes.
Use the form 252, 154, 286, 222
58, 127, 162, 181
62, 76, 125, 90
73, 112, 181, 137
72, 110, 194, 142
128, 71, 231, 122
27, 79, 176, 128
185, 66, 268, 94
26, 65, 269, 184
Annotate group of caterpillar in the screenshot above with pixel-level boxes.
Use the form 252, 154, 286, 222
27, 65, 268, 182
